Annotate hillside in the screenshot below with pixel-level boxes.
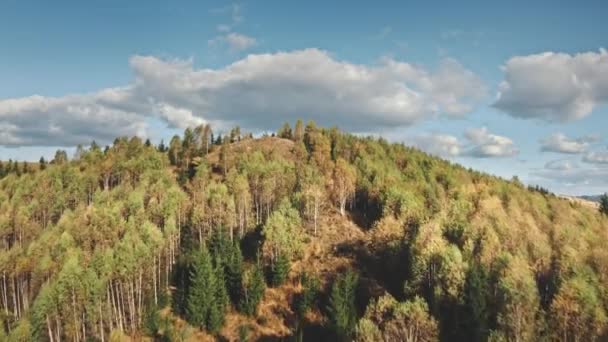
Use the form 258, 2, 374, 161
0, 121, 607, 342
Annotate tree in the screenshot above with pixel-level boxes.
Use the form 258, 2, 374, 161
39, 157, 47, 170
549, 276, 607, 341
356, 294, 438, 342
494, 255, 539, 342
600, 193, 608, 216
293, 119, 304, 142
53, 149, 68, 164
157, 139, 167, 152
168, 135, 182, 166
262, 200, 304, 264
187, 247, 222, 332
240, 264, 266, 316
278, 122, 292, 139
328, 271, 359, 341
299, 165, 325, 235
332, 158, 357, 216
271, 252, 290, 287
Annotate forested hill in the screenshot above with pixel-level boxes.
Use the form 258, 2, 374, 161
0, 121, 607, 341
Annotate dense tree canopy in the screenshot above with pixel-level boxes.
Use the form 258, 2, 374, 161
0, 121, 607, 341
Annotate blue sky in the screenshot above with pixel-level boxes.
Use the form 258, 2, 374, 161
1, 0, 608, 195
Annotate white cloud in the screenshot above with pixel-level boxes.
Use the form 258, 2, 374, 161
409, 133, 461, 158
494, 49, 608, 121
407, 127, 517, 159
0, 49, 485, 146
208, 32, 257, 52
464, 127, 518, 157
224, 32, 257, 51
0, 91, 148, 146
544, 159, 579, 170
583, 149, 608, 164
157, 103, 205, 129
540, 132, 597, 154
532, 166, 608, 187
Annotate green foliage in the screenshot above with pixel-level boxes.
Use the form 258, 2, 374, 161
295, 273, 320, 317
186, 246, 226, 333
356, 294, 438, 342
600, 193, 608, 216
328, 271, 359, 341
262, 199, 303, 261
271, 252, 290, 287
239, 264, 266, 316
2, 122, 608, 340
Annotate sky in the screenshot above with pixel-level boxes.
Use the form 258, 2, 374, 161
1, 0, 608, 195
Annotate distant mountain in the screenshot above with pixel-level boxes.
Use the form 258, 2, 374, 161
579, 195, 603, 203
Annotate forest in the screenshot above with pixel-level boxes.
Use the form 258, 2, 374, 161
0, 120, 607, 341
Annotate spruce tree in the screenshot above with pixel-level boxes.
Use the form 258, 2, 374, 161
271, 252, 290, 287
600, 193, 608, 216
187, 247, 216, 330
240, 264, 266, 316
226, 242, 244, 303
208, 265, 228, 334
328, 271, 359, 341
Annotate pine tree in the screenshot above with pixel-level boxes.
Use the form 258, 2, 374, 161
271, 252, 290, 287
328, 271, 359, 341
278, 122, 293, 139
600, 193, 608, 216
226, 242, 244, 303
39, 157, 47, 170
240, 264, 266, 316
208, 264, 228, 333
187, 247, 216, 330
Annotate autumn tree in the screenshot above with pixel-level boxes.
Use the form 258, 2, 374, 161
356, 294, 438, 342
293, 119, 304, 142
332, 158, 357, 216
278, 122, 292, 139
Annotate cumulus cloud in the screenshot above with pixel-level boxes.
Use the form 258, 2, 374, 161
464, 127, 518, 158
540, 132, 598, 154
494, 49, 608, 121
407, 127, 517, 159
408, 133, 462, 158
0, 90, 148, 147
0, 49, 485, 146
583, 149, 608, 164
533, 166, 608, 188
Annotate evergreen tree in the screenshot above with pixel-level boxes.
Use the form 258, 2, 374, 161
209, 263, 229, 333
39, 156, 47, 170
295, 272, 320, 317
157, 139, 166, 152
463, 263, 490, 342
240, 264, 266, 316
271, 252, 290, 287
278, 122, 293, 139
328, 271, 359, 341
600, 193, 608, 216
187, 247, 217, 330
226, 242, 244, 303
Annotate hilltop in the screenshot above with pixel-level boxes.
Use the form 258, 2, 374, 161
0, 121, 607, 341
